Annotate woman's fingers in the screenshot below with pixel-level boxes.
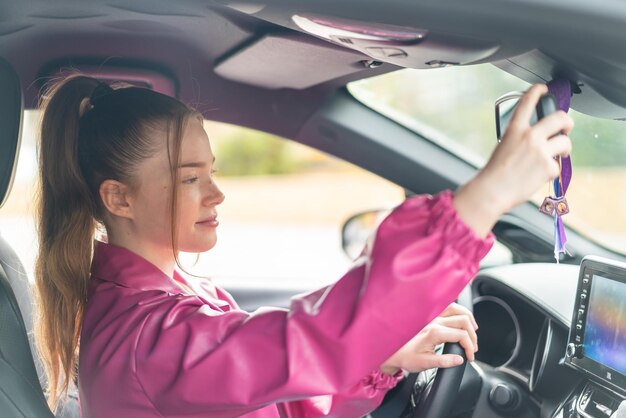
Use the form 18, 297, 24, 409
438, 303, 479, 350
381, 311, 480, 374
440, 303, 478, 330
508, 84, 549, 131
424, 324, 476, 362
533, 110, 575, 138
435, 315, 478, 353
408, 353, 465, 371
545, 134, 573, 160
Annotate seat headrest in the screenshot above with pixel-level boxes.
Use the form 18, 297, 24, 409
0, 56, 23, 208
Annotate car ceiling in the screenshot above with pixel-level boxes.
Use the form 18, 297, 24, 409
0, 0, 398, 139
3, 0, 626, 134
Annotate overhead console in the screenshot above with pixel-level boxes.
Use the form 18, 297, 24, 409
291, 14, 500, 69
214, 12, 503, 89
563, 256, 626, 417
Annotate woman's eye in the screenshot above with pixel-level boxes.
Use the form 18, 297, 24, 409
182, 170, 216, 184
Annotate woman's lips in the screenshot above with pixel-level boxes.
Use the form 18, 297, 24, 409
196, 216, 219, 228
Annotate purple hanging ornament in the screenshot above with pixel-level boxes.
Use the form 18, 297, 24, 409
546, 79, 573, 262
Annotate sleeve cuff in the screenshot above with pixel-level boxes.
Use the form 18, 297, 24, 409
362, 369, 405, 391
426, 190, 495, 263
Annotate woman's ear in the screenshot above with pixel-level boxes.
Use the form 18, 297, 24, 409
99, 180, 134, 219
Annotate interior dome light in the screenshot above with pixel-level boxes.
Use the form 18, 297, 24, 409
292, 14, 427, 46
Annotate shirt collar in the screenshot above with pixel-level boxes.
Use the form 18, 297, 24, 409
91, 241, 190, 295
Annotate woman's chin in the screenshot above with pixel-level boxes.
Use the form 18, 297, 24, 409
179, 236, 217, 254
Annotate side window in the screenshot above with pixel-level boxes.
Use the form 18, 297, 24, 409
1, 114, 508, 289
181, 121, 406, 287
0, 110, 39, 279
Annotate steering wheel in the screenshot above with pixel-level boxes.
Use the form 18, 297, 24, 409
372, 343, 467, 418
411, 342, 467, 418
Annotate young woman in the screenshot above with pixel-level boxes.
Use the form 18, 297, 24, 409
34, 75, 572, 417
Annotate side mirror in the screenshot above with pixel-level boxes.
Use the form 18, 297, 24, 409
341, 209, 391, 260
495, 92, 557, 140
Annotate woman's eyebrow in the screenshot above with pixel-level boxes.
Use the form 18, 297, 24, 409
177, 157, 215, 168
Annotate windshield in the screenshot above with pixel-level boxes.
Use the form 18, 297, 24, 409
349, 65, 626, 255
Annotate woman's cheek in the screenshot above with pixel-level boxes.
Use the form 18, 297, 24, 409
178, 184, 201, 203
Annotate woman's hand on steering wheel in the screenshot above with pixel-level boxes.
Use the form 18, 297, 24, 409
380, 303, 478, 375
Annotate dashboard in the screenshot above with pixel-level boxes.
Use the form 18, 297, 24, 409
471, 258, 626, 418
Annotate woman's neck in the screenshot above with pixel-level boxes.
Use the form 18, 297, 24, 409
104, 231, 176, 278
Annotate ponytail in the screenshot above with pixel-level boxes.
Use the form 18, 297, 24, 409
35, 75, 100, 410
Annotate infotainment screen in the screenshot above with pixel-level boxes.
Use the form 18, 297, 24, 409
566, 256, 626, 395
584, 274, 626, 375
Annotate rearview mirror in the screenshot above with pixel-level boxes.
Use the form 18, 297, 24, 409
341, 209, 390, 260
495, 92, 558, 140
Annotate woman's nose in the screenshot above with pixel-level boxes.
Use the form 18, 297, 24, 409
205, 183, 225, 206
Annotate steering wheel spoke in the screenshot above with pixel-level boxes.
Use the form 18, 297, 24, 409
371, 343, 468, 418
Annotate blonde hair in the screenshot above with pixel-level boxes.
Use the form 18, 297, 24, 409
35, 74, 193, 410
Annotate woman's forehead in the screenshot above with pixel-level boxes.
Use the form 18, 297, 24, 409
180, 119, 213, 160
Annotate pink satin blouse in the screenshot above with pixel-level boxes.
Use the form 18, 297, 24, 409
78, 191, 493, 417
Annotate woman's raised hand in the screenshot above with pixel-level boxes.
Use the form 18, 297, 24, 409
453, 83, 574, 237
380, 303, 478, 375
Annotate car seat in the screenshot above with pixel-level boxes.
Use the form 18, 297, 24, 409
0, 56, 77, 418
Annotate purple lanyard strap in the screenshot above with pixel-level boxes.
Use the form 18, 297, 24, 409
547, 79, 572, 261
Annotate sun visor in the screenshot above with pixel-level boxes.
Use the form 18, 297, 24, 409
214, 33, 371, 89
291, 14, 500, 69
0, 56, 23, 209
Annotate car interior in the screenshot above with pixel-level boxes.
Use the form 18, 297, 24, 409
1, 1, 626, 417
